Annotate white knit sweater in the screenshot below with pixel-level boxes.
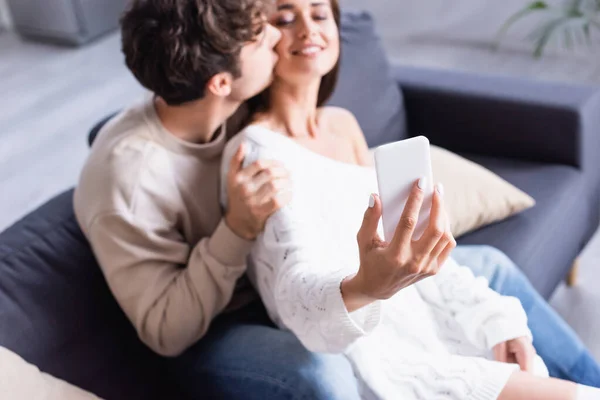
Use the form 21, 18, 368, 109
222, 125, 544, 400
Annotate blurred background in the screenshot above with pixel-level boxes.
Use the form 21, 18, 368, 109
0, 0, 599, 364
1, 0, 599, 231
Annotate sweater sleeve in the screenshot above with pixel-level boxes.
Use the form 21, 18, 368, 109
87, 212, 252, 357
421, 257, 532, 351
221, 134, 382, 354
263, 210, 382, 353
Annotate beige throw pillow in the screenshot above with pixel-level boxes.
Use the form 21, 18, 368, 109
0, 347, 101, 400
368, 145, 535, 238
429, 145, 535, 237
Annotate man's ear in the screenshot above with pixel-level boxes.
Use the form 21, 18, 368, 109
206, 72, 233, 97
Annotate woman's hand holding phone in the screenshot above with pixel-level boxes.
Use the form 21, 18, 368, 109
341, 179, 456, 312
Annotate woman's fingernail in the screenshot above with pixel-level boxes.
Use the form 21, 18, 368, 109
436, 183, 444, 196
369, 194, 375, 208
418, 177, 427, 190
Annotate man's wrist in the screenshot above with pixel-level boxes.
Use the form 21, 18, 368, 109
224, 213, 256, 241
207, 219, 255, 266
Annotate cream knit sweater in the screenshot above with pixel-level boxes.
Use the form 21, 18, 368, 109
222, 125, 546, 400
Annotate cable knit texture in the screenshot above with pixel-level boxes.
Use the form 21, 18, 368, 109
222, 125, 543, 400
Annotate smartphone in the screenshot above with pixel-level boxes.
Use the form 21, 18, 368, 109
374, 136, 434, 241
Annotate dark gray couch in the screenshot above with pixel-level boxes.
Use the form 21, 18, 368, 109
395, 66, 600, 299
1, 10, 599, 400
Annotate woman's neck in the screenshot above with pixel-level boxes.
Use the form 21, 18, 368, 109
266, 79, 321, 138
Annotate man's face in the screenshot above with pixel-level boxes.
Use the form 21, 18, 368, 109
229, 23, 282, 101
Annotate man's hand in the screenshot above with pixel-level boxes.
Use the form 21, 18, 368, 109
341, 179, 456, 312
225, 143, 292, 240
493, 337, 536, 373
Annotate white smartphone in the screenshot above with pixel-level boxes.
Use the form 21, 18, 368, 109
374, 136, 434, 242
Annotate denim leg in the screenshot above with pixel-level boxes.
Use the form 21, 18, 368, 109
453, 245, 600, 387
165, 299, 361, 400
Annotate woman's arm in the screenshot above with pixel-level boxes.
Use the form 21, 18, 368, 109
221, 133, 382, 354
265, 209, 382, 353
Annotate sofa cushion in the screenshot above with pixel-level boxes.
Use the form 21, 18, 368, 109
327, 11, 408, 147
456, 155, 590, 300
0, 190, 166, 400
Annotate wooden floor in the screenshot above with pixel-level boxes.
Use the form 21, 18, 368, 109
343, 0, 600, 85
388, 38, 600, 85
0, 32, 145, 230
1, 8, 599, 363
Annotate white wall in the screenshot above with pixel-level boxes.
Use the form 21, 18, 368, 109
0, 0, 13, 30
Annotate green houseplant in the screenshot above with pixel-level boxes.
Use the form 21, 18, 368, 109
497, 0, 600, 57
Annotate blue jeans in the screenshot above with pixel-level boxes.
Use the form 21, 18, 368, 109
167, 245, 600, 399
453, 245, 600, 387
165, 297, 361, 399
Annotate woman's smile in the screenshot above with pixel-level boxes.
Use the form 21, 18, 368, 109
291, 43, 324, 57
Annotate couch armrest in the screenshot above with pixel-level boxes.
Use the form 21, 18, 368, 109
392, 65, 600, 171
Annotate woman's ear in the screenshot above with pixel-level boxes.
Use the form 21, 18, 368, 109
206, 72, 233, 97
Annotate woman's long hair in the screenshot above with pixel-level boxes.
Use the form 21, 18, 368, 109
241, 0, 341, 128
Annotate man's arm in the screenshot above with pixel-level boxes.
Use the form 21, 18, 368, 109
83, 140, 290, 357
88, 212, 251, 357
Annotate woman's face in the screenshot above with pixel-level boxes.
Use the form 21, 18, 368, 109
270, 0, 339, 84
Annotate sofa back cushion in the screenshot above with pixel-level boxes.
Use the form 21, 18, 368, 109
0, 191, 166, 400
328, 11, 407, 147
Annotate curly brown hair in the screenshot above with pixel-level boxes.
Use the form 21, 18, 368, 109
121, 0, 272, 106
316, 0, 341, 107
